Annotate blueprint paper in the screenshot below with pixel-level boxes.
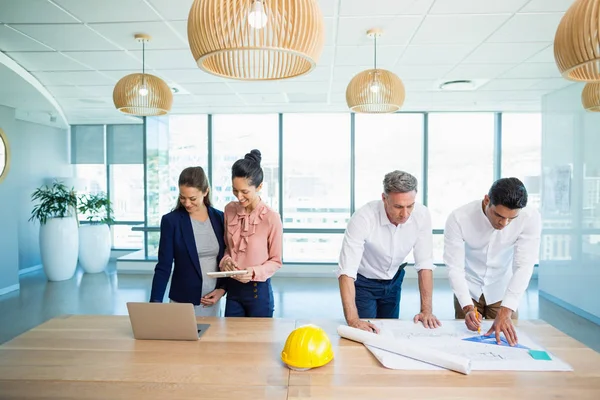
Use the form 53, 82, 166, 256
363, 320, 572, 372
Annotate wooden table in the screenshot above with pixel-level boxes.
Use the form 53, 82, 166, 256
0, 316, 599, 399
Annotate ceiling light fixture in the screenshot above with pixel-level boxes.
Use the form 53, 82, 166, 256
113, 34, 173, 116
187, 0, 325, 80
582, 82, 600, 111
554, 0, 600, 81
345, 29, 406, 113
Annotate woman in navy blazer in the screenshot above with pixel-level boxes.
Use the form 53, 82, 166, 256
150, 167, 227, 316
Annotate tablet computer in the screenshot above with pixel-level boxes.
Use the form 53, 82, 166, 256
207, 270, 247, 278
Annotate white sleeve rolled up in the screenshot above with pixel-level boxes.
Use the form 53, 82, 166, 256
337, 325, 472, 375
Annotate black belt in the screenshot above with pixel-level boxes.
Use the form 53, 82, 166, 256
358, 262, 408, 282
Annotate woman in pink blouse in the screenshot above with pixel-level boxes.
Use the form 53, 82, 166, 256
219, 149, 283, 317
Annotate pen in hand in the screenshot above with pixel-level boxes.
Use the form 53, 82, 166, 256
475, 309, 481, 335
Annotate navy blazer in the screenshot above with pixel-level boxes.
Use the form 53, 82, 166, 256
150, 206, 227, 305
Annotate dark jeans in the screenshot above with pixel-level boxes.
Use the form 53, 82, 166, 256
355, 264, 407, 319
225, 278, 274, 318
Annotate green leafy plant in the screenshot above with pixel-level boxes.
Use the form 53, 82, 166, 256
29, 181, 78, 225
77, 192, 114, 225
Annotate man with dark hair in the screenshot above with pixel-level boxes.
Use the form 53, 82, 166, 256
444, 177, 541, 346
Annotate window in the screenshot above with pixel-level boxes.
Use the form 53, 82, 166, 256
74, 165, 107, 222
283, 233, 344, 263
111, 224, 144, 250
282, 114, 351, 229
428, 113, 495, 229
355, 113, 424, 209
212, 114, 280, 211
109, 164, 145, 221
146, 115, 208, 226
502, 113, 542, 211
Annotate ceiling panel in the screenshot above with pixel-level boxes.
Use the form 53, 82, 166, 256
528, 78, 573, 90
395, 64, 455, 79
152, 68, 224, 83
478, 78, 540, 91
525, 45, 555, 63
444, 63, 515, 80
403, 79, 438, 91
228, 81, 282, 94
192, 94, 244, 106
463, 42, 550, 64
340, 0, 435, 16
10, 24, 118, 51
82, 86, 118, 97
520, 0, 575, 13
499, 62, 562, 78
336, 16, 423, 46
131, 49, 197, 69
89, 21, 187, 50
335, 45, 402, 66
6, 51, 89, 71
64, 51, 142, 70
279, 81, 331, 94
398, 44, 476, 65
145, 0, 193, 20
180, 82, 234, 95
286, 66, 332, 82
0, 0, 78, 23
0, 24, 53, 51
239, 93, 287, 104
32, 71, 116, 86
487, 13, 565, 43
53, 0, 161, 23
412, 14, 512, 44
45, 85, 87, 97
429, 0, 529, 14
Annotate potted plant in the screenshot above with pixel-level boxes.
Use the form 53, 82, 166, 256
77, 192, 114, 274
29, 181, 79, 281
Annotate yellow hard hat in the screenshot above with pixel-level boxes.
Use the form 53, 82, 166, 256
281, 324, 334, 371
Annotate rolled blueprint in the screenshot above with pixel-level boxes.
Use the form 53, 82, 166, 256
337, 325, 472, 375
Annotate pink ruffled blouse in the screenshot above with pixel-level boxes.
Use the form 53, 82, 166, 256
219, 200, 283, 281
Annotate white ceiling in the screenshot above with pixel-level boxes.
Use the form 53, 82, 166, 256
0, 0, 577, 125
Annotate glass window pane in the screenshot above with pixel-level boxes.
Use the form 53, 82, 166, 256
74, 164, 108, 222
146, 115, 208, 226
355, 113, 423, 209
282, 114, 350, 229
502, 113, 542, 210
212, 114, 279, 211
109, 164, 144, 221
428, 113, 495, 229
283, 233, 344, 263
111, 225, 144, 250
433, 234, 443, 265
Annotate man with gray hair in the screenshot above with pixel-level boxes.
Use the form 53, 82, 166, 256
337, 170, 440, 333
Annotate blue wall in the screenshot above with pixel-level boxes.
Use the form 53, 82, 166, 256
0, 105, 70, 294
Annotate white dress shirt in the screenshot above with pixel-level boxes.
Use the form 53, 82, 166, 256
445, 200, 541, 312
337, 200, 435, 280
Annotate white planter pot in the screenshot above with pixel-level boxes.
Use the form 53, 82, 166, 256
78, 224, 111, 273
40, 217, 79, 281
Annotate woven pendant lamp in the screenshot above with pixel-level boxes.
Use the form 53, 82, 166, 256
346, 29, 405, 113
582, 82, 600, 111
113, 34, 173, 116
554, 0, 600, 81
187, 0, 325, 80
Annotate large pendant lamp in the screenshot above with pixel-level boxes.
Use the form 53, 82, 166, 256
113, 34, 173, 116
346, 29, 405, 113
554, 0, 600, 81
582, 83, 600, 111
187, 0, 325, 80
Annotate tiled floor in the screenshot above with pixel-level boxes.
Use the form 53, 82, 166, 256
1, 263, 599, 353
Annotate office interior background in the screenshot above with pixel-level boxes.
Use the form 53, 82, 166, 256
0, 0, 598, 349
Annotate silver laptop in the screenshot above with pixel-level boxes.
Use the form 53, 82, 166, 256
126, 302, 210, 341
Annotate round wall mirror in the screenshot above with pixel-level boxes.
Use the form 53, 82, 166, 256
0, 128, 9, 183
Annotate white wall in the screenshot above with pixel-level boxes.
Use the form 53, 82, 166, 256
539, 83, 600, 323
0, 105, 71, 294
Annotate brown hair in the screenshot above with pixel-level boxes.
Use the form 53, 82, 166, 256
174, 166, 211, 210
